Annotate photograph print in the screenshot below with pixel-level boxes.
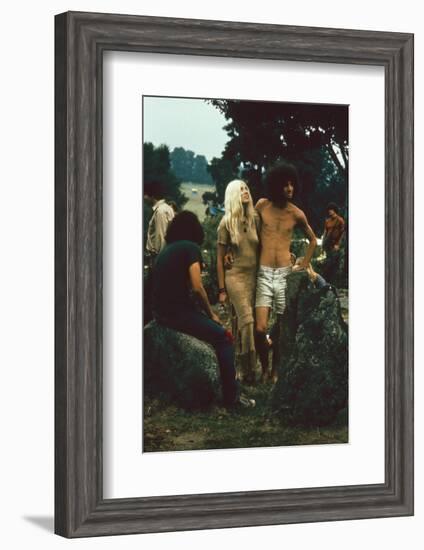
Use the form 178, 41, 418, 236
142, 95, 348, 453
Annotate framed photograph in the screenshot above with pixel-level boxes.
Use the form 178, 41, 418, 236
55, 11, 414, 538
141, 95, 349, 454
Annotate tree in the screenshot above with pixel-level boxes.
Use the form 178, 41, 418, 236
143, 142, 187, 208
170, 147, 195, 181
207, 157, 239, 204
192, 154, 213, 184
143, 142, 187, 243
210, 99, 348, 179
208, 99, 348, 231
170, 147, 213, 184
295, 146, 347, 231
201, 214, 223, 304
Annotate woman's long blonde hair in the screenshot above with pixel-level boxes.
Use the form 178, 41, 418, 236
223, 179, 255, 246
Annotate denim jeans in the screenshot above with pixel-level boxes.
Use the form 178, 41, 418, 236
158, 310, 238, 406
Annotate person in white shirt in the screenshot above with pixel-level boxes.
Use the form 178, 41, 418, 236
144, 181, 175, 262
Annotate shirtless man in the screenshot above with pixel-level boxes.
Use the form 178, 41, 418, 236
321, 202, 345, 284
322, 202, 345, 253
255, 161, 317, 382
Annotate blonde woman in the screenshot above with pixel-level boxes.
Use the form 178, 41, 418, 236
217, 180, 260, 384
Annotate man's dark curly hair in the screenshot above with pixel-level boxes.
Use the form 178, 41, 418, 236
326, 202, 339, 215
264, 161, 298, 203
165, 211, 204, 245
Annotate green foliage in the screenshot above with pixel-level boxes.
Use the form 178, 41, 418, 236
210, 98, 348, 172
170, 146, 194, 181
290, 228, 322, 263
143, 142, 187, 208
170, 147, 213, 184
143, 142, 188, 240
208, 99, 348, 233
317, 240, 348, 289
201, 214, 223, 304
295, 147, 347, 232
202, 191, 218, 206
207, 157, 239, 203
192, 154, 213, 184
290, 238, 307, 260
334, 242, 348, 288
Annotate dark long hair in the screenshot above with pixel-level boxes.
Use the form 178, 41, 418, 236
264, 161, 298, 204
165, 211, 204, 245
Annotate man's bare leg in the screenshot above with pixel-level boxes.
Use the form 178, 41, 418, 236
255, 306, 271, 382
270, 315, 282, 383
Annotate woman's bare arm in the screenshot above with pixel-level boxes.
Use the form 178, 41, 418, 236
216, 243, 229, 303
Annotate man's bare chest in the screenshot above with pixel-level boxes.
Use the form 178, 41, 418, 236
261, 208, 296, 236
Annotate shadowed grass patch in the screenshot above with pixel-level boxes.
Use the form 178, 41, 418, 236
143, 383, 348, 453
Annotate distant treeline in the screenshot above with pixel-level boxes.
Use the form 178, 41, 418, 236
170, 147, 213, 185
143, 142, 215, 202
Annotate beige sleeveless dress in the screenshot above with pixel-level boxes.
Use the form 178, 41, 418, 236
217, 213, 260, 378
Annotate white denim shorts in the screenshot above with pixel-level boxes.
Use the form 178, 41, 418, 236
255, 265, 292, 315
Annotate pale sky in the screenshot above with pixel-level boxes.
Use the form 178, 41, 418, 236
142, 96, 229, 162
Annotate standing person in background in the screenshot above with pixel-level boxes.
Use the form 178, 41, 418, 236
144, 181, 175, 265
216, 180, 261, 384
143, 181, 175, 326
322, 203, 345, 253
322, 203, 345, 284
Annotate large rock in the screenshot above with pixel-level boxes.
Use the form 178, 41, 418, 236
144, 320, 221, 410
272, 271, 348, 426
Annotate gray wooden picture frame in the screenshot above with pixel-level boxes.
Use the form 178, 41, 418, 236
55, 11, 414, 538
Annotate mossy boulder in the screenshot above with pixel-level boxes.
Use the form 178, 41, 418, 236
144, 320, 221, 410
272, 271, 348, 426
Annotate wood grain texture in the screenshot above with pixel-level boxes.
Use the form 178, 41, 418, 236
54, 11, 414, 538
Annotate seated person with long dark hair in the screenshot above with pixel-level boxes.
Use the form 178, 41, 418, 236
151, 211, 254, 409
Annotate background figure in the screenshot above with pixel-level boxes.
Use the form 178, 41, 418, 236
143, 181, 175, 325
217, 180, 261, 384
322, 202, 345, 285
144, 180, 175, 263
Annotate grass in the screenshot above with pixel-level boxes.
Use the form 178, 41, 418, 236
143, 382, 348, 453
